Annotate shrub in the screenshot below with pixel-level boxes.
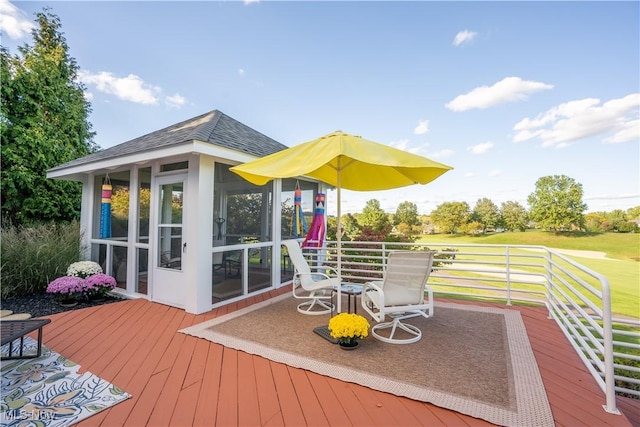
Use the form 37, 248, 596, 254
85, 273, 116, 299
617, 221, 637, 233
67, 260, 102, 278
328, 313, 370, 345
1, 220, 84, 298
46, 276, 87, 303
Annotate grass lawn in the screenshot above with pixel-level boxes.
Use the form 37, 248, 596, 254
418, 230, 640, 261
416, 231, 640, 318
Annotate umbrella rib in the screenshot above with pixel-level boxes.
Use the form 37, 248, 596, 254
389, 166, 422, 185
328, 157, 356, 173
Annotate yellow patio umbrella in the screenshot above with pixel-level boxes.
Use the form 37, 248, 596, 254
230, 131, 453, 311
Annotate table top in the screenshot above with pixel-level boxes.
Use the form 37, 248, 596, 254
339, 283, 363, 294
1, 319, 51, 345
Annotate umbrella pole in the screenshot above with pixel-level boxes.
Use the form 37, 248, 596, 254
336, 172, 342, 314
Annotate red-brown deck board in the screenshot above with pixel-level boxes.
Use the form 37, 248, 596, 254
20, 287, 638, 426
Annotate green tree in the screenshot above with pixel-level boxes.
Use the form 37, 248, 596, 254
460, 220, 483, 235
430, 201, 471, 234
617, 221, 637, 233
606, 209, 628, 231
396, 222, 413, 237
1, 9, 97, 225
359, 199, 391, 233
341, 213, 361, 237
627, 206, 640, 220
471, 197, 500, 233
527, 175, 587, 231
326, 216, 337, 241
501, 201, 529, 232
227, 193, 263, 238
394, 201, 420, 226
584, 212, 606, 232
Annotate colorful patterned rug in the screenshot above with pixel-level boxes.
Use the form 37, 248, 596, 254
1, 337, 130, 426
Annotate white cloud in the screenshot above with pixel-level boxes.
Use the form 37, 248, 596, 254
585, 193, 640, 201
79, 70, 164, 105
464, 172, 475, 178
390, 139, 423, 154
453, 30, 477, 47
0, 0, 34, 39
467, 141, 494, 154
513, 93, 640, 147
244, 0, 260, 4
165, 93, 186, 108
414, 119, 429, 135
489, 169, 502, 177
604, 119, 640, 144
430, 149, 454, 159
446, 77, 554, 111
390, 138, 410, 151
238, 68, 245, 77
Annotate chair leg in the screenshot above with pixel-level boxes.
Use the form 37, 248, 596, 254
370, 312, 427, 344
297, 298, 334, 315
371, 319, 422, 344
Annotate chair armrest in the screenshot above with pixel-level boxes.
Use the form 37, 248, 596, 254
362, 281, 383, 294
293, 271, 340, 289
360, 281, 384, 319
295, 271, 333, 282
308, 265, 339, 277
294, 271, 341, 294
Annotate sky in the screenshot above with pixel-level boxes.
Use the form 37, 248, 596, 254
1, 0, 639, 217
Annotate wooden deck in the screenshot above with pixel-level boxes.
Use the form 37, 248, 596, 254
28, 287, 639, 426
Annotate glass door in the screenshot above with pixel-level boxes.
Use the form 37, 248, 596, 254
153, 174, 187, 307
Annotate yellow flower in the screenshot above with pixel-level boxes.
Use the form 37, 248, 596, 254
328, 313, 370, 344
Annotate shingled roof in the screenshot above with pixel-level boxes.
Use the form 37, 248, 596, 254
49, 110, 288, 172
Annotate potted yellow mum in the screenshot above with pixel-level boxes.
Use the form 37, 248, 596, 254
328, 312, 370, 350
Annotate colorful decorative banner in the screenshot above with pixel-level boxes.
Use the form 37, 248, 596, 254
291, 182, 308, 237
99, 176, 112, 239
303, 192, 325, 248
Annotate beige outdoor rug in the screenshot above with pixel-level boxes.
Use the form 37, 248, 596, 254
180, 294, 553, 426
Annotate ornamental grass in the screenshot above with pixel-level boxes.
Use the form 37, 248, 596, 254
0, 220, 84, 298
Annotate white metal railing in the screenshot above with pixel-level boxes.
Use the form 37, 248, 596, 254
301, 240, 640, 414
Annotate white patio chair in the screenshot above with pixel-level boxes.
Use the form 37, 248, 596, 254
361, 250, 436, 344
282, 239, 340, 315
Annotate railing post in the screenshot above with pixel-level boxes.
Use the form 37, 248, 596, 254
505, 246, 512, 306
600, 277, 620, 414
382, 242, 387, 269
546, 251, 553, 319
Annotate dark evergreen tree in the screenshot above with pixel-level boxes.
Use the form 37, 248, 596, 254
1, 8, 97, 225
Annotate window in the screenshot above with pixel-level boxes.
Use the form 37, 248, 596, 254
160, 161, 188, 172
213, 163, 273, 245
137, 167, 151, 243
280, 179, 316, 240
94, 171, 130, 240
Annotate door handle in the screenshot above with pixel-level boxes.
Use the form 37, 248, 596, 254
183, 242, 187, 253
